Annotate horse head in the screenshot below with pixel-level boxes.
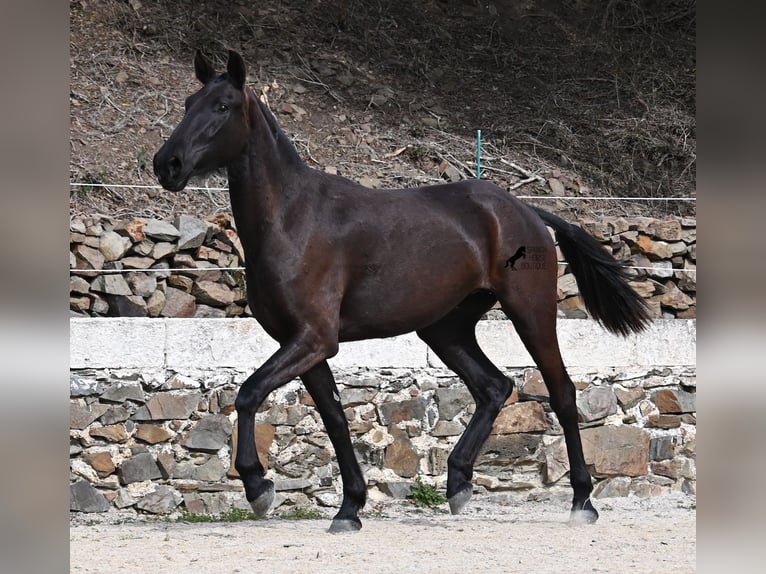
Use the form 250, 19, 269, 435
153, 50, 253, 191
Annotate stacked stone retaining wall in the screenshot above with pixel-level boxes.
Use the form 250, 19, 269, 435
69, 214, 696, 320
70, 318, 696, 517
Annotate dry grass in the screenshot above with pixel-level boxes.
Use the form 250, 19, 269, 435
69, 0, 695, 221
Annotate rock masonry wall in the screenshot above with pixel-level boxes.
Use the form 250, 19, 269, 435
70, 325, 696, 517
69, 214, 697, 319
69, 212, 696, 516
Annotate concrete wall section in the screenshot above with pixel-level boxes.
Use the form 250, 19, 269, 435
71, 318, 695, 370
165, 318, 279, 369
70, 318, 166, 368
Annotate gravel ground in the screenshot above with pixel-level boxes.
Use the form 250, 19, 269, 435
70, 493, 696, 573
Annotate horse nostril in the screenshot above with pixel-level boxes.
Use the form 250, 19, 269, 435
153, 151, 182, 178
168, 155, 182, 176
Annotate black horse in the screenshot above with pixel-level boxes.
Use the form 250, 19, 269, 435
154, 50, 650, 532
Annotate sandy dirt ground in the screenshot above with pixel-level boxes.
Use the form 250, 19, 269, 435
70, 493, 695, 573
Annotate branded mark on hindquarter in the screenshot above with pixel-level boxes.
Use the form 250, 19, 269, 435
505, 245, 547, 270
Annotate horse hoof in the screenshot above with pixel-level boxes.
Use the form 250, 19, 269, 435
328, 518, 362, 534
569, 498, 599, 525
248, 483, 275, 517
448, 487, 473, 515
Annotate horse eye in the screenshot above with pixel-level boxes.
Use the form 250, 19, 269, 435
217, 103, 229, 113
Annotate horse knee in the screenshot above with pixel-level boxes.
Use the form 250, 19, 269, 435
234, 387, 257, 414
299, 329, 340, 361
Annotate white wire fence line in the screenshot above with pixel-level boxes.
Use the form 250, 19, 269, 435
70, 264, 696, 276
71, 182, 230, 192
69, 182, 697, 202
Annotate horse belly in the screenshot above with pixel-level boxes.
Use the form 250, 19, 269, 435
337, 251, 485, 341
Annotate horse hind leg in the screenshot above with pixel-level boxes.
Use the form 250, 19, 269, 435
300, 361, 367, 532
417, 292, 513, 515
497, 290, 599, 524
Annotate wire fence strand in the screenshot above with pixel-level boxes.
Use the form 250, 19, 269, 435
69, 182, 696, 202
69, 263, 695, 275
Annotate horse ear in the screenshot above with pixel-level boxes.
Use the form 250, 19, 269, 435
194, 50, 216, 84
227, 50, 247, 89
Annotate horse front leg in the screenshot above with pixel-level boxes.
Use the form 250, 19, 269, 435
234, 332, 337, 516
234, 388, 274, 515
301, 361, 367, 533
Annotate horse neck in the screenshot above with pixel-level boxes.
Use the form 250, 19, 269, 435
227, 89, 309, 245
251, 92, 303, 166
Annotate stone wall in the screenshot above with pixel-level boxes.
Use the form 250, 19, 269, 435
70, 318, 696, 516
69, 214, 696, 319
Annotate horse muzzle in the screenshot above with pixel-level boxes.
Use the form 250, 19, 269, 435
153, 147, 190, 192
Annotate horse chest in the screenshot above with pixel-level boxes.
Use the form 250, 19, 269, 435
243, 268, 316, 342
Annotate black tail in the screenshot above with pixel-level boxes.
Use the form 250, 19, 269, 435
533, 206, 651, 337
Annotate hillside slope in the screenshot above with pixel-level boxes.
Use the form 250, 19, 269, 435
69, 0, 695, 220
